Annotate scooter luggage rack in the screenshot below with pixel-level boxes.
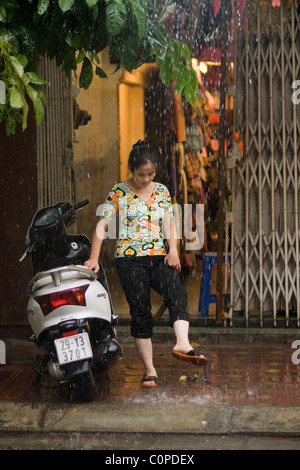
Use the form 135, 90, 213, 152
27, 265, 98, 295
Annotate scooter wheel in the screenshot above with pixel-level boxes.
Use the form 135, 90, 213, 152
72, 365, 96, 402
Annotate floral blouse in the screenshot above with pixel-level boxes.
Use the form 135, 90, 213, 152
99, 181, 175, 257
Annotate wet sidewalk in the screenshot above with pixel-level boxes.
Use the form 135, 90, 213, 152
1, 328, 300, 443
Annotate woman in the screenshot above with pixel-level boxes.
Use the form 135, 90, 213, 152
84, 141, 207, 387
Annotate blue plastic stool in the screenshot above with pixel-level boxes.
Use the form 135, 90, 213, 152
199, 252, 231, 316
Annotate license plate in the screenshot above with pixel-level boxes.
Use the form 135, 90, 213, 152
54, 332, 93, 365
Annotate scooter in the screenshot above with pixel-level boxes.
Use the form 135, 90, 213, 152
20, 199, 122, 402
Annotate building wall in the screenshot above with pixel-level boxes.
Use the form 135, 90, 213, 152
73, 49, 123, 264
0, 110, 38, 337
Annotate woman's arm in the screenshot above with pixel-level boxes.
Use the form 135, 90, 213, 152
165, 219, 181, 271
84, 218, 109, 273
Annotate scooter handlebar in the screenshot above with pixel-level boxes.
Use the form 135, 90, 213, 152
73, 199, 89, 211
19, 241, 35, 262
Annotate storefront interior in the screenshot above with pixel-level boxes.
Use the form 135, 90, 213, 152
115, 55, 233, 322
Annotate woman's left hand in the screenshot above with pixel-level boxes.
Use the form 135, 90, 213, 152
165, 251, 181, 271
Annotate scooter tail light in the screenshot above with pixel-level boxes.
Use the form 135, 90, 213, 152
63, 329, 78, 337
35, 285, 89, 315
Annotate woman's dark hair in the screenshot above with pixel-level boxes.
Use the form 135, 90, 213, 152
128, 140, 157, 173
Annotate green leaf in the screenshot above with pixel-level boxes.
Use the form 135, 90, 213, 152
189, 67, 199, 93
37, 87, 47, 105
21, 98, 29, 130
21, 74, 30, 86
76, 51, 85, 64
169, 38, 180, 66
151, 21, 168, 45
85, 0, 99, 7
10, 56, 24, 77
63, 48, 77, 77
181, 43, 191, 65
6, 112, 16, 135
79, 57, 93, 89
16, 54, 28, 68
159, 59, 172, 86
105, 0, 124, 5
26, 84, 38, 102
106, 2, 127, 36
33, 96, 44, 126
0, 5, 6, 23
14, 111, 23, 124
128, 0, 146, 40
0, 30, 19, 56
173, 63, 189, 94
25, 72, 47, 85
148, 21, 168, 62
88, 50, 100, 64
10, 86, 23, 109
184, 87, 196, 106
26, 84, 44, 125
71, 35, 81, 49
152, 42, 167, 64
183, 69, 198, 105
95, 65, 107, 78
58, 0, 75, 13
37, 0, 50, 15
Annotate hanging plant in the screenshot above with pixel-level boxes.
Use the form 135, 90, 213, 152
0, 38, 47, 135
0, 0, 198, 135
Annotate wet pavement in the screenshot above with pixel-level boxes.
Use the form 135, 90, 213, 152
1, 328, 300, 450
2, 329, 300, 407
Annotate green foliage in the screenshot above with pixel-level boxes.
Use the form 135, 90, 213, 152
156, 38, 198, 104
0, 0, 198, 135
0, 38, 46, 135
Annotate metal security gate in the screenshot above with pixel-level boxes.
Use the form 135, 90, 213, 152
36, 57, 75, 208
231, 0, 300, 327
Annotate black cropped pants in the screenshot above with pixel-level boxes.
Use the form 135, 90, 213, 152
116, 255, 189, 338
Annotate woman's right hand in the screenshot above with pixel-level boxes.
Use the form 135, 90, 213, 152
84, 257, 99, 273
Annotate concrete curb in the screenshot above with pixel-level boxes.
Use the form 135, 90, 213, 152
1, 402, 300, 436
117, 326, 300, 345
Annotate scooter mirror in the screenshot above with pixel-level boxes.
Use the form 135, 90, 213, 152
34, 207, 59, 227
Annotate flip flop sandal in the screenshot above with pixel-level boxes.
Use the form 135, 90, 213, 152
141, 373, 158, 388
172, 349, 208, 366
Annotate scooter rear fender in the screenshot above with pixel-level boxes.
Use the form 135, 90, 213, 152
27, 265, 99, 294
27, 265, 112, 338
